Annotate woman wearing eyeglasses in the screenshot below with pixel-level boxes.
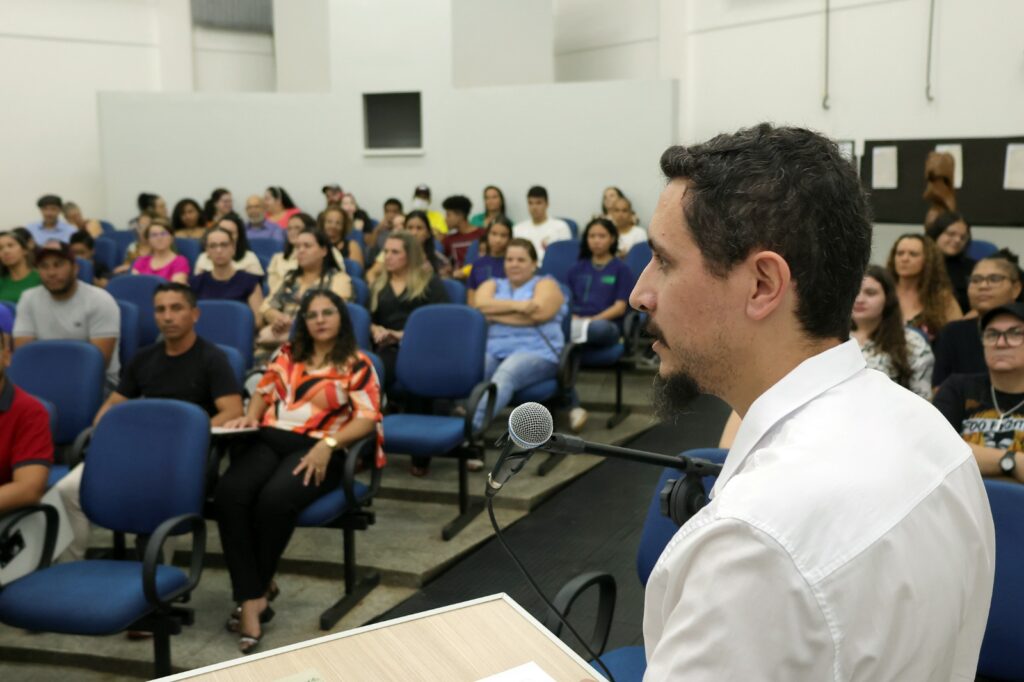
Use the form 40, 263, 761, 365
934, 301, 1024, 485
215, 289, 383, 654
933, 249, 1024, 389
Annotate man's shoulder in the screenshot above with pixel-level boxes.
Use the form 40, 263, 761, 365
8, 384, 49, 421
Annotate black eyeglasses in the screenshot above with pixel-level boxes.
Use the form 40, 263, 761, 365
982, 328, 1024, 347
969, 274, 1015, 286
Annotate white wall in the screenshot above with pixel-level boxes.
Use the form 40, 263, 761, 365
553, 0, 659, 82
273, 0, 330, 92
452, 0, 554, 87
192, 27, 275, 93
97, 80, 677, 229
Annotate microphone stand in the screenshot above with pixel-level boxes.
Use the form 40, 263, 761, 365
542, 433, 724, 476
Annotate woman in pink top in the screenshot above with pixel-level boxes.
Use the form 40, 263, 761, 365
264, 186, 301, 229
131, 218, 190, 283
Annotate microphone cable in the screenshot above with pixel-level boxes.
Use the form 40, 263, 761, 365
486, 497, 617, 682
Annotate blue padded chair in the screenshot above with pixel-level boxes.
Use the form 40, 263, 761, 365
558, 217, 579, 240
545, 448, 728, 682
107, 230, 138, 265
347, 302, 372, 351
8, 341, 105, 447
0, 300, 15, 322
107, 274, 164, 346
174, 238, 201, 268
352, 277, 369, 307
216, 344, 245, 386
75, 257, 94, 284
93, 236, 118, 272
0, 400, 209, 679
442, 278, 466, 305
540, 240, 579, 286
624, 242, 651, 279
31, 397, 66, 488
348, 231, 366, 250
0, 303, 12, 333
344, 258, 364, 280
98, 220, 116, 235
196, 300, 255, 369
249, 237, 283, 262
978, 479, 1024, 680
966, 239, 999, 261
382, 305, 496, 540
117, 299, 141, 368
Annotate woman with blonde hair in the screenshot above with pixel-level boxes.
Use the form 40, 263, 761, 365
886, 233, 962, 342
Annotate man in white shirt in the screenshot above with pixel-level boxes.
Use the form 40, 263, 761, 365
26, 194, 77, 245
631, 124, 995, 680
512, 186, 571, 264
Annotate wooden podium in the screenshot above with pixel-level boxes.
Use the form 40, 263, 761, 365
158, 593, 606, 681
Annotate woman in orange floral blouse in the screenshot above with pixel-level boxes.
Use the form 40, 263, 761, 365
216, 288, 383, 653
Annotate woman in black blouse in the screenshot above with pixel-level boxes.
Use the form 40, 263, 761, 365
926, 211, 976, 315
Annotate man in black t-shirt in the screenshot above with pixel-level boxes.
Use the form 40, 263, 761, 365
934, 302, 1024, 484
55, 283, 243, 560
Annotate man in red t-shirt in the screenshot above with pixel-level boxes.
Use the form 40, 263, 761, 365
0, 331, 52, 513
441, 195, 484, 276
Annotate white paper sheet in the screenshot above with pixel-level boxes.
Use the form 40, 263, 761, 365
935, 143, 964, 188
476, 661, 558, 682
1005, 144, 1024, 190
871, 146, 898, 189
211, 426, 259, 435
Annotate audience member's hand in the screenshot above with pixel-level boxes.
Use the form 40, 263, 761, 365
223, 416, 259, 429
271, 315, 292, 335
519, 300, 539, 315
293, 442, 332, 487
371, 324, 389, 345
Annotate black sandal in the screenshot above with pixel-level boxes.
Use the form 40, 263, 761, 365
225, 605, 275, 633
238, 629, 263, 654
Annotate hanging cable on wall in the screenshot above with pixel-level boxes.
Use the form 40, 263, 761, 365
822, 0, 831, 110
925, 0, 937, 101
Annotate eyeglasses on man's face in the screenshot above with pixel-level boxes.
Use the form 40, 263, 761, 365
982, 327, 1024, 347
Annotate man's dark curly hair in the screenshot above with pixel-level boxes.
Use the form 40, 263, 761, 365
660, 123, 873, 341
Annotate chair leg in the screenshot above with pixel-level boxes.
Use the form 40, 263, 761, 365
152, 626, 172, 678
113, 531, 127, 560
319, 526, 380, 630
441, 458, 483, 541
606, 362, 631, 429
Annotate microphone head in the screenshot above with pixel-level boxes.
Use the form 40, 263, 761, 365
508, 402, 554, 449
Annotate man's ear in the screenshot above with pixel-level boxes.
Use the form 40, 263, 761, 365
744, 251, 791, 322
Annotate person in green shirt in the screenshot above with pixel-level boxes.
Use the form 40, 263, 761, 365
469, 185, 507, 227
0, 231, 40, 303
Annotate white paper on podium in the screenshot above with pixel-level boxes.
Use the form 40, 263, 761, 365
476, 661, 557, 682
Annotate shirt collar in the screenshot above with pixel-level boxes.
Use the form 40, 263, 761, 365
711, 340, 866, 497
0, 378, 15, 412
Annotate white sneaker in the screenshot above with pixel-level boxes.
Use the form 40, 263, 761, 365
569, 407, 589, 433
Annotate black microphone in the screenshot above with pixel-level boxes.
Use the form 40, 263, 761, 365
486, 402, 553, 497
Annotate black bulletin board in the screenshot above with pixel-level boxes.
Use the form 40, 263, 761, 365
860, 136, 1024, 226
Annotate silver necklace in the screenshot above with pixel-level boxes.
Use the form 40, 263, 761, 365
990, 383, 1024, 430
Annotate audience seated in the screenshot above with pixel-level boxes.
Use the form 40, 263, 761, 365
189, 227, 264, 321
215, 289, 382, 653
202, 188, 234, 227
264, 186, 301, 228
365, 213, 406, 284
0, 231, 40, 303
598, 186, 625, 220
244, 195, 284, 243
405, 210, 451, 277
851, 265, 934, 399
127, 192, 167, 233
465, 217, 511, 307
131, 218, 189, 283
319, 206, 364, 269
513, 186, 571, 265
471, 238, 567, 433
609, 196, 647, 257
469, 185, 507, 228
369, 231, 449, 398
61, 201, 104, 238
69, 232, 110, 288
113, 217, 151, 275
267, 213, 311, 292
14, 243, 121, 388
442, 195, 484, 275
194, 215, 264, 277
0, 330, 52, 515
934, 302, 1024, 483
341, 193, 373, 236
409, 184, 448, 237
171, 198, 207, 239
366, 198, 403, 256
258, 227, 352, 351
322, 183, 344, 210
55, 282, 243, 561
887, 232, 962, 342
26, 194, 77, 245
926, 211, 976, 314
933, 250, 1023, 388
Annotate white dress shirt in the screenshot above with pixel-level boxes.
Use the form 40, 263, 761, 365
512, 217, 571, 264
643, 340, 995, 681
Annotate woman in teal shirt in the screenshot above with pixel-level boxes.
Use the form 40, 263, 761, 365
0, 231, 41, 303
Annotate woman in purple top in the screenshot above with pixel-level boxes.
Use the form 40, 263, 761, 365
566, 218, 633, 346
131, 218, 190, 283
189, 226, 264, 321
466, 216, 511, 307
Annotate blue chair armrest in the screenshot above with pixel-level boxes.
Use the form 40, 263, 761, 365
66, 426, 94, 468
543, 570, 617, 656
0, 504, 61, 573
465, 381, 497, 443
142, 513, 206, 607
341, 435, 381, 504
558, 341, 580, 391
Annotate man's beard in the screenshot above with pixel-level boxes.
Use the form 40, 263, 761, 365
44, 278, 74, 297
652, 371, 703, 422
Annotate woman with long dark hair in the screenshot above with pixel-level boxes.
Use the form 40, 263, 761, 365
217, 288, 383, 653
887, 233, 963, 342
318, 206, 364, 269
404, 210, 450, 277
925, 211, 975, 314
852, 265, 934, 398
470, 186, 507, 227
194, 215, 264, 277
466, 216, 512, 307
0, 231, 40, 302
203, 188, 234, 227
264, 186, 300, 228
171, 198, 208, 239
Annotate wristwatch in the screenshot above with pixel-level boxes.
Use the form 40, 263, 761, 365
322, 435, 340, 451
999, 450, 1017, 476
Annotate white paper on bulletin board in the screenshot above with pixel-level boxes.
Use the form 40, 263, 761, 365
935, 143, 964, 188
871, 146, 898, 189
1005, 144, 1024, 190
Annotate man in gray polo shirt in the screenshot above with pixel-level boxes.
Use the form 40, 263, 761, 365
13, 243, 120, 387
